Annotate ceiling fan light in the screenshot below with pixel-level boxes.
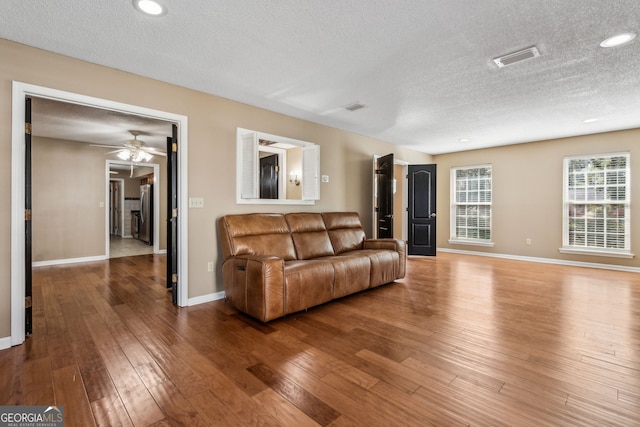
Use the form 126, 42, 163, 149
117, 150, 131, 160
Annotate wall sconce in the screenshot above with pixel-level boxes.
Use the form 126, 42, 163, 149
289, 171, 300, 186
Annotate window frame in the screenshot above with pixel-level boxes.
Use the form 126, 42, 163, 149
560, 151, 633, 258
449, 164, 494, 247
236, 128, 320, 205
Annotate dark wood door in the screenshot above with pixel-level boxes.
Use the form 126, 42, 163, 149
25, 97, 33, 335
376, 153, 394, 238
259, 154, 279, 199
167, 124, 178, 304
408, 164, 437, 255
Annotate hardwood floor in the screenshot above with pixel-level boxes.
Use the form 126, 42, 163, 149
1, 252, 639, 426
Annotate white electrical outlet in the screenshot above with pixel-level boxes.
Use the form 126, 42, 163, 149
207, 261, 214, 272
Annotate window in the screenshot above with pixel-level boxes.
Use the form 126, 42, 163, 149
450, 165, 493, 245
562, 152, 632, 257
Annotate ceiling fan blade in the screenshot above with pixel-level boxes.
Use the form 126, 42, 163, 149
90, 144, 121, 149
141, 147, 167, 156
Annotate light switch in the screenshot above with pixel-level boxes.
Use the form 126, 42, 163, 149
189, 197, 204, 208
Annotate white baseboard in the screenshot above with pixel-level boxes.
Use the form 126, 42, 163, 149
188, 290, 226, 306
437, 248, 640, 273
33, 255, 108, 267
0, 336, 12, 350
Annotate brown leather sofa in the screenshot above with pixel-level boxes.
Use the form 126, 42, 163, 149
218, 212, 406, 322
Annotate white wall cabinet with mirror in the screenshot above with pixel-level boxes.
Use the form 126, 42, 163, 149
237, 128, 320, 205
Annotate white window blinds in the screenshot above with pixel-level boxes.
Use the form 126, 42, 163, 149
563, 153, 630, 252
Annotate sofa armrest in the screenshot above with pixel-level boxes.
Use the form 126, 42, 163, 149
222, 255, 285, 322
363, 239, 406, 278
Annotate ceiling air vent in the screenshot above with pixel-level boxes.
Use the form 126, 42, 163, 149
345, 102, 365, 112
493, 46, 540, 68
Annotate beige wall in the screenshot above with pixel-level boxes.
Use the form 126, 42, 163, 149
434, 128, 640, 268
0, 38, 432, 337
33, 137, 106, 261
32, 137, 167, 262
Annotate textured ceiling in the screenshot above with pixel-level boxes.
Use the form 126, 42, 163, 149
3, 0, 640, 154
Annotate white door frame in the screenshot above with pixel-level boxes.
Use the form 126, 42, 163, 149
106, 161, 161, 256
11, 81, 189, 346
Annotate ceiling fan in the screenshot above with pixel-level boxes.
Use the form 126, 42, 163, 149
91, 131, 166, 177
91, 130, 167, 162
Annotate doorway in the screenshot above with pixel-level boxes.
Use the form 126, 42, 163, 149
373, 155, 408, 241
373, 154, 437, 255
107, 162, 158, 258
11, 81, 189, 346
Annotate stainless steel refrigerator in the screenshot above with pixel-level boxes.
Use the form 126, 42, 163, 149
139, 184, 153, 245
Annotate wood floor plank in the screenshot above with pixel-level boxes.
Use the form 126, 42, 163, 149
90, 394, 134, 427
253, 388, 322, 427
22, 357, 55, 405
2, 253, 640, 426
247, 362, 340, 426
118, 383, 165, 427
147, 381, 211, 427
188, 390, 246, 426
52, 365, 96, 427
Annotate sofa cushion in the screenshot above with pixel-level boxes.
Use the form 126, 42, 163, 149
318, 254, 371, 298
220, 213, 297, 261
347, 249, 399, 288
286, 213, 335, 259
284, 260, 334, 313
323, 212, 366, 254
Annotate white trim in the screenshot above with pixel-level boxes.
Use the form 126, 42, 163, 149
559, 247, 634, 259
33, 255, 107, 267
0, 336, 12, 351
448, 239, 495, 247
11, 81, 189, 347
438, 247, 640, 273
236, 127, 317, 205
188, 290, 226, 306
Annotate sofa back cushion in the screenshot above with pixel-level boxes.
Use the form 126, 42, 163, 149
286, 213, 335, 259
322, 212, 366, 254
220, 214, 297, 261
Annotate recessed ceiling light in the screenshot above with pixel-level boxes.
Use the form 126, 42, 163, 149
458, 138, 470, 143
583, 118, 598, 123
133, 0, 166, 16
600, 32, 636, 48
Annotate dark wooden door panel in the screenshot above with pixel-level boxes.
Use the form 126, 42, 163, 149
408, 164, 437, 255
167, 124, 178, 304
376, 153, 394, 238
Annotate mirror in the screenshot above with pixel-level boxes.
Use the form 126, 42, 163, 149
237, 128, 320, 205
